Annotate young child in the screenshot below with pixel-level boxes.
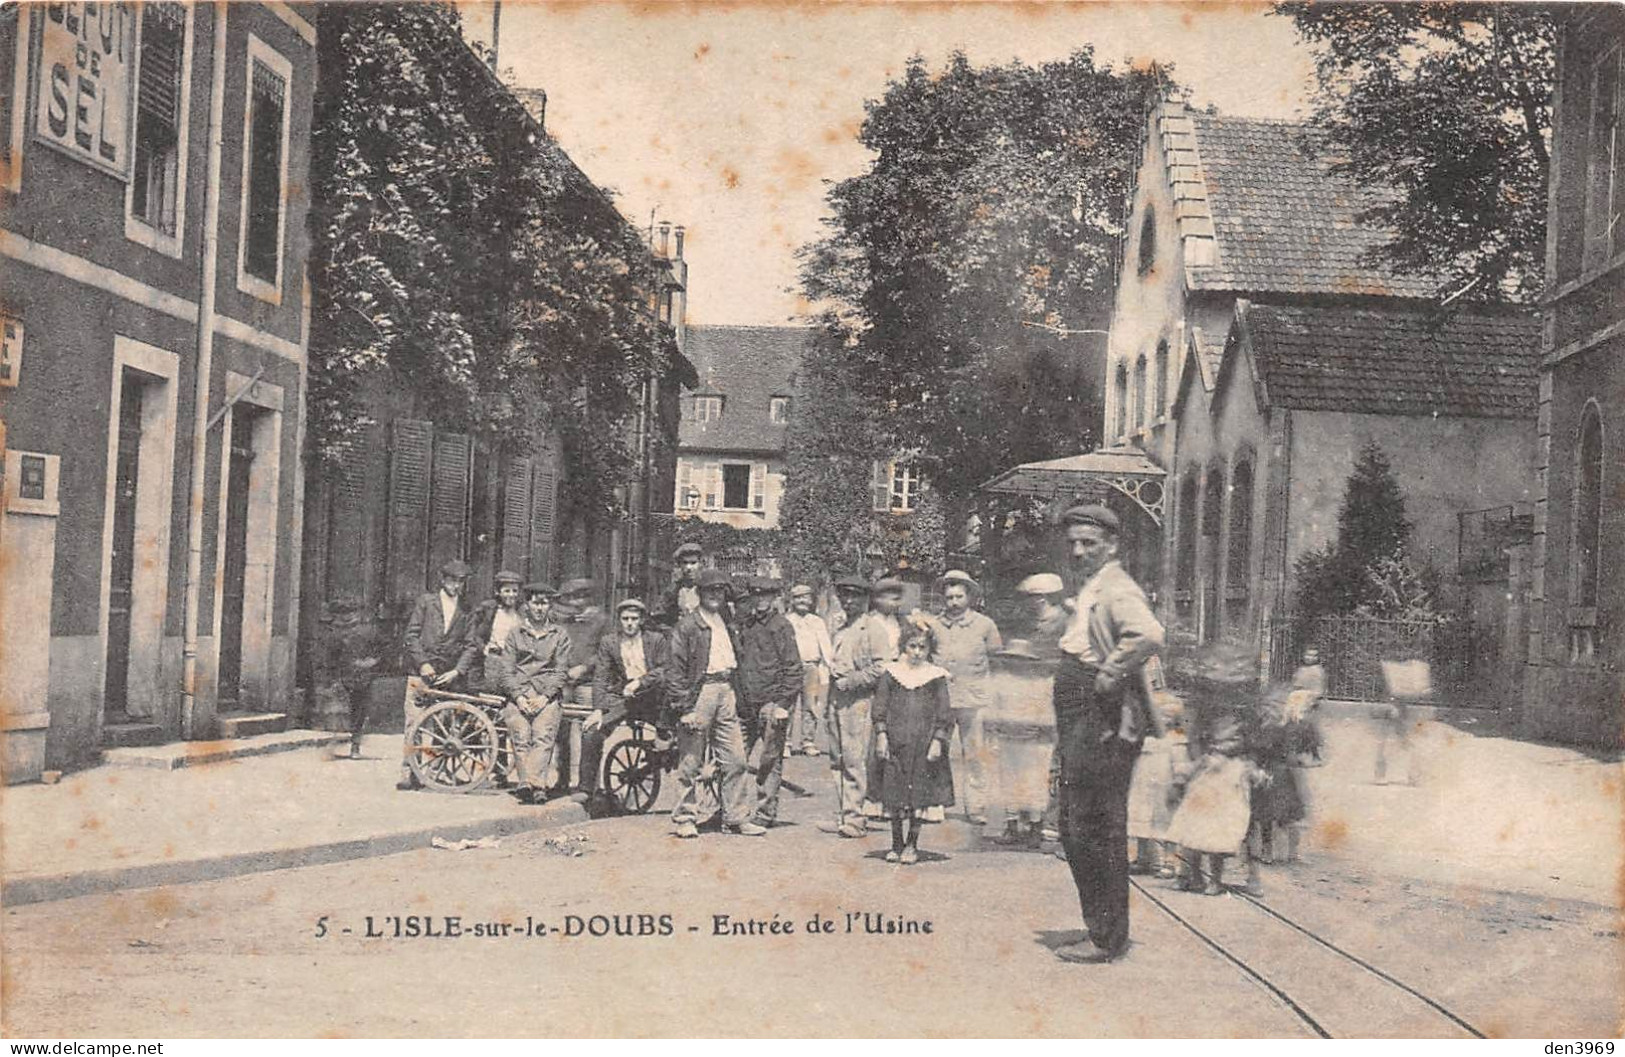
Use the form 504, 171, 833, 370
872, 620, 955, 865
1127, 705, 1186, 878
1251, 650, 1326, 863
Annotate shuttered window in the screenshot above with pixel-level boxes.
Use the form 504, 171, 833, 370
428, 431, 471, 578
530, 451, 558, 584
676, 458, 697, 510
243, 57, 287, 283
501, 455, 533, 577
703, 462, 721, 510
750, 462, 766, 511
386, 419, 433, 602
131, 4, 187, 235
324, 442, 369, 604
871, 461, 890, 513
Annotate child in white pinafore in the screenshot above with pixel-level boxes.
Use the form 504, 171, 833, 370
1127, 723, 1186, 879
1165, 713, 1263, 894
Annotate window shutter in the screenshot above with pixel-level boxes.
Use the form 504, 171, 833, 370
871, 460, 890, 512
530, 450, 558, 584
676, 458, 692, 510
751, 462, 766, 511
500, 455, 533, 577
324, 441, 369, 604
704, 463, 720, 510
428, 431, 471, 577
137, 4, 186, 128
386, 419, 433, 603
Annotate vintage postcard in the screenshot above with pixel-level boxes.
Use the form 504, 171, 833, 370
0, 0, 1619, 1040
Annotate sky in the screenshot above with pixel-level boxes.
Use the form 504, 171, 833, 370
458, 2, 1318, 326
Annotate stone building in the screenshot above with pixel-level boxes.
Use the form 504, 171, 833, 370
1525, 7, 1624, 746
0, 4, 318, 779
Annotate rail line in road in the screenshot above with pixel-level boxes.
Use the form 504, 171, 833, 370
1131, 878, 1486, 1039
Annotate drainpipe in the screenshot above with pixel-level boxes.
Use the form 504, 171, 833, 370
181, 3, 229, 739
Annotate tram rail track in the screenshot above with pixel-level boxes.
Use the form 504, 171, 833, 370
1131, 876, 1486, 1039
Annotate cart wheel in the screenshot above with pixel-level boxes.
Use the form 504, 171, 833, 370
407, 700, 500, 793
604, 739, 661, 814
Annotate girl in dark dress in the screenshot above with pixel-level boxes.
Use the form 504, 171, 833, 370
873, 621, 955, 865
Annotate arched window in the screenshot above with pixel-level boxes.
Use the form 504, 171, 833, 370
1132, 355, 1148, 432
1113, 362, 1129, 440
1202, 467, 1224, 540
1575, 405, 1604, 608
1228, 461, 1255, 614
1154, 339, 1169, 417
1137, 208, 1157, 276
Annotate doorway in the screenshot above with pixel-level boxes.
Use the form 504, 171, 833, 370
105, 371, 145, 722
217, 408, 257, 708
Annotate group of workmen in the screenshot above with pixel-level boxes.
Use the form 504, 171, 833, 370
399, 502, 1165, 965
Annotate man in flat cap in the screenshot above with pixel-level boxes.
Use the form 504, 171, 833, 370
668, 569, 765, 837
928, 570, 1002, 825
580, 598, 672, 812
819, 574, 893, 837
657, 542, 707, 629
736, 577, 804, 827
466, 569, 525, 692
785, 583, 834, 757
398, 559, 478, 790
1050, 504, 1164, 964
489, 581, 573, 804
555, 577, 608, 711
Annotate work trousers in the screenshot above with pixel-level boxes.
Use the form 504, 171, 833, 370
827, 691, 872, 829
1053, 659, 1141, 957
791, 662, 830, 753
672, 682, 754, 827
749, 701, 791, 822
947, 705, 988, 817
500, 699, 564, 791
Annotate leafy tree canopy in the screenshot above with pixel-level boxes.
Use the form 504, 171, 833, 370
1277, 2, 1556, 302
794, 49, 1163, 512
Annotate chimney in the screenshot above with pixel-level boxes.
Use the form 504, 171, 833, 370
658, 222, 671, 258
673, 226, 686, 261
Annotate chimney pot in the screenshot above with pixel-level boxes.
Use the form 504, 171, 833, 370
674, 226, 686, 260
658, 222, 671, 257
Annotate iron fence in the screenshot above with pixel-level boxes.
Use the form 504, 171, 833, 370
1265, 614, 1488, 707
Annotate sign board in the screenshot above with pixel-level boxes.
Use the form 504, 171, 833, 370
0, 315, 21, 387
34, 2, 137, 179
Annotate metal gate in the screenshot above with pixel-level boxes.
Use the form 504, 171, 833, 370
1265, 615, 1486, 706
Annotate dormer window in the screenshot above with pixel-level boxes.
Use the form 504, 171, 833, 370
1137, 208, 1157, 276
770, 396, 790, 424
693, 395, 724, 423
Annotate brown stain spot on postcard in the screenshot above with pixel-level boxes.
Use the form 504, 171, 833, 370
1315, 817, 1348, 850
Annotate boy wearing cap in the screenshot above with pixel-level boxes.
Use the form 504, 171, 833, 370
579, 599, 672, 810
467, 570, 525, 691
398, 559, 477, 790
785, 583, 834, 756
928, 571, 1003, 825
489, 582, 573, 805
1051, 505, 1164, 964
736, 577, 804, 827
555, 577, 608, 709
657, 542, 707, 628
668, 570, 765, 838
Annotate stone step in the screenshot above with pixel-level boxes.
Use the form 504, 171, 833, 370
101, 722, 166, 749
102, 729, 348, 771
216, 711, 289, 739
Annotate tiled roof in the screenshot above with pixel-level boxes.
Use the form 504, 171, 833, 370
678, 325, 810, 454
1237, 301, 1541, 418
1184, 114, 1436, 298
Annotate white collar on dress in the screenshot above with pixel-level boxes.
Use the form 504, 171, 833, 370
884, 660, 949, 690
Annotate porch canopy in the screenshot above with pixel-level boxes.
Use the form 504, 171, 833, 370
979, 445, 1167, 527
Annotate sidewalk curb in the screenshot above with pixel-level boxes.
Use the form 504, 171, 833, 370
2, 798, 588, 908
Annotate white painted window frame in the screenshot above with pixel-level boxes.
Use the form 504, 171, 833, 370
124, 3, 196, 258
235, 33, 293, 305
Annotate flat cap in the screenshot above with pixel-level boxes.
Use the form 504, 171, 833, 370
1017, 573, 1065, 595
615, 598, 648, 615
789, 583, 815, 599
747, 576, 782, 595
1061, 504, 1120, 533
493, 569, 524, 586
872, 577, 905, 594
522, 581, 556, 597
559, 577, 596, 596
941, 569, 979, 590
440, 559, 473, 577
833, 574, 871, 593
697, 569, 733, 590
673, 542, 704, 560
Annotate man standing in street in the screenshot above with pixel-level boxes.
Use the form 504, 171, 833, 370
490, 582, 572, 805
657, 542, 707, 628
580, 598, 670, 813
736, 577, 804, 828
784, 583, 834, 757
930, 570, 1002, 826
819, 574, 892, 838
398, 559, 477, 790
668, 569, 766, 839
1051, 505, 1164, 964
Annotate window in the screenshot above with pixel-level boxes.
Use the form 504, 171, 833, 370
1176, 473, 1198, 591
1574, 405, 1604, 609
1228, 461, 1254, 592
128, 4, 191, 247
1113, 363, 1129, 439
750, 462, 766, 511
871, 460, 920, 513
770, 396, 790, 424
722, 463, 750, 509
237, 37, 291, 299
1586, 46, 1624, 270
692, 395, 723, 423
1202, 467, 1224, 538
1154, 340, 1169, 417
676, 459, 699, 510
1133, 355, 1148, 432
1137, 208, 1156, 276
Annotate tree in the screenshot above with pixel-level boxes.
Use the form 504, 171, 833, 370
1277, 3, 1556, 302
795, 50, 1163, 517
1294, 439, 1420, 617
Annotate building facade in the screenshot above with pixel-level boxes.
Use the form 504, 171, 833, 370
1526, 7, 1625, 746
0, 3, 317, 779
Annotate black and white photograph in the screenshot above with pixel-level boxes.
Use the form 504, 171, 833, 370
0, 0, 1619, 1040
